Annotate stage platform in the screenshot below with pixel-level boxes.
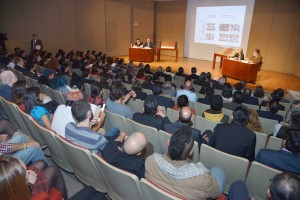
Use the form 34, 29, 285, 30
120, 54, 300, 93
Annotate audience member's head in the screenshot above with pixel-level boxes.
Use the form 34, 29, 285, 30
152, 72, 160, 82
206, 72, 212, 80
110, 82, 127, 101
254, 85, 265, 98
276, 88, 285, 99
24, 87, 41, 113
0, 155, 29, 200
144, 64, 151, 73
179, 106, 193, 124
270, 90, 281, 102
199, 82, 210, 94
42, 69, 55, 80
205, 87, 214, 98
191, 67, 197, 75
71, 99, 91, 123
12, 80, 26, 105
152, 83, 163, 95
166, 66, 172, 73
218, 77, 226, 85
15, 57, 25, 66
136, 68, 145, 79
131, 80, 142, 93
290, 111, 300, 129
243, 88, 252, 97
70, 73, 84, 90
268, 172, 300, 200
168, 126, 194, 161
183, 80, 193, 91
284, 129, 300, 155
210, 95, 223, 111
233, 91, 244, 104
0, 70, 17, 86
65, 88, 84, 106
164, 74, 172, 82
50, 76, 67, 90
234, 82, 243, 91
240, 80, 246, 89
246, 108, 263, 133
177, 95, 189, 108
199, 72, 207, 81
232, 106, 249, 126
123, 132, 147, 155
144, 97, 158, 116
222, 83, 233, 99
177, 67, 184, 74
90, 82, 103, 99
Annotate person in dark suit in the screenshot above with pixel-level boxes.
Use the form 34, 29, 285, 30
223, 91, 247, 111
149, 83, 175, 109
164, 106, 202, 146
143, 38, 154, 48
30, 34, 43, 52
134, 38, 143, 47
197, 87, 214, 105
24, 61, 39, 80
255, 129, 300, 174
131, 80, 147, 101
193, 72, 207, 86
257, 100, 284, 122
232, 48, 244, 60
188, 67, 199, 80
209, 106, 256, 161
243, 88, 259, 106
14, 57, 28, 73
133, 97, 170, 130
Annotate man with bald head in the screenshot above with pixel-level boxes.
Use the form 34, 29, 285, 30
176, 79, 198, 102
164, 106, 202, 145
0, 70, 17, 101
102, 132, 147, 179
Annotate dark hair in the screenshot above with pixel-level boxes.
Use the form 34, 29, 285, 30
70, 73, 84, 90
109, 83, 127, 101
191, 67, 197, 74
243, 88, 252, 97
166, 66, 172, 73
24, 87, 41, 113
255, 49, 260, 54
206, 72, 211, 79
240, 80, 246, 87
285, 129, 300, 154
177, 95, 189, 108
136, 68, 145, 79
12, 80, 26, 105
269, 173, 300, 200
152, 83, 163, 95
271, 90, 281, 102
144, 64, 151, 73
71, 99, 91, 123
235, 82, 243, 91
253, 85, 265, 98
131, 80, 142, 92
276, 88, 285, 98
199, 72, 207, 81
82, 69, 91, 78
233, 91, 244, 104
199, 82, 210, 94
141, 76, 152, 89
232, 106, 249, 126
222, 83, 233, 99
178, 67, 184, 74
152, 72, 160, 81
211, 95, 223, 111
179, 108, 192, 123
168, 126, 194, 160
269, 100, 279, 114
144, 97, 158, 116
290, 111, 300, 129
50, 76, 67, 90
91, 83, 102, 99
164, 75, 172, 82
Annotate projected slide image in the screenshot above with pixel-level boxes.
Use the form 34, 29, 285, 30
218, 34, 228, 42
206, 23, 216, 31
219, 24, 229, 32
229, 35, 239, 43
205, 33, 215, 40
194, 6, 246, 47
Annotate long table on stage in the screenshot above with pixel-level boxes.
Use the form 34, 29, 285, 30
222, 58, 260, 82
129, 48, 154, 62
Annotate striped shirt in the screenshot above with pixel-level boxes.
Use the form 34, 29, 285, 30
65, 122, 108, 153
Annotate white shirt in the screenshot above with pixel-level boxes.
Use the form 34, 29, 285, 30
51, 105, 75, 137
176, 89, 198, 102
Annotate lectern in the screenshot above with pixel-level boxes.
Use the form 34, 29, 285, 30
157, 41, 178, 62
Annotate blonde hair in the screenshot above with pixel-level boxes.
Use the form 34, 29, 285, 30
0, 155, 30, 200
246, 108, 263, 133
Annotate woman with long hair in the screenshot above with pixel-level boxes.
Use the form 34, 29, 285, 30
12, 80, 27, 111
0, 155, 68, 200
23, 87, 52, 129
88, 82, 105, 106
136, 68, 146, 80
246, 108, 263, 133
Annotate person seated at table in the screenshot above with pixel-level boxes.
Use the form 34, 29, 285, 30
232, 48, 244, 60
134, 38, 143, 47
249, 49, 262, 64
143, 38, 154, 48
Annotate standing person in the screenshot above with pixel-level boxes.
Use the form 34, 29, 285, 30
31, 34, 43, 52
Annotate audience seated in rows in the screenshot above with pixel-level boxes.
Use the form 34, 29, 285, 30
172, 94, 196, 115
257, 100, 284, 122
145, 126, 225, 199
243, 88, 259, 106
102, 132, 147, 179
260, 90, 285, 111
209, 106, 256, 161
65, 100, 125, 154
176, 80, 198, 102
203, 95, 229, 123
